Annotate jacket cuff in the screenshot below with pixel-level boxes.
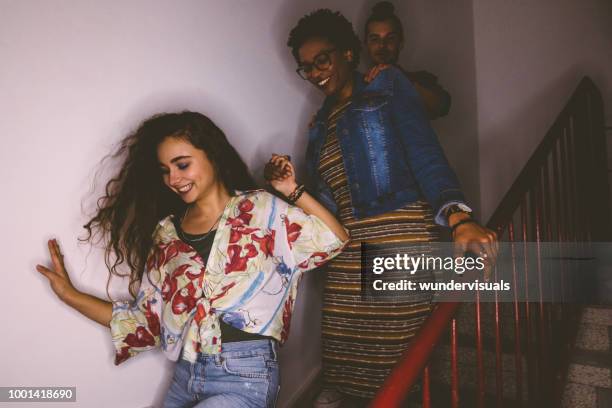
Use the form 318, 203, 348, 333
432, 187, 467, 226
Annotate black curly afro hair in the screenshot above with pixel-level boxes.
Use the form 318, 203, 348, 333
287, 9, 361, 69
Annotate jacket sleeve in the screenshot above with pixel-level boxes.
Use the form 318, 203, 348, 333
109, 247, 164, 365
405, 70, 452, 119
282, 203, 347, 273
388, 68, 466, 225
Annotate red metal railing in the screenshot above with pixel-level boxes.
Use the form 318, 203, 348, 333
370, 77, 611, 407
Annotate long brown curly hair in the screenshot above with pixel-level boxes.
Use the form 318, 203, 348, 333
83, 111, 256, 297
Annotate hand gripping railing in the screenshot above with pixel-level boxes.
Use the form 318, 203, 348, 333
370, 77, 611, 407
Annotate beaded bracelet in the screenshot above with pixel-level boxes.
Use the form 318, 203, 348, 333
450, 218, 476, 234
287, 184, 306, 203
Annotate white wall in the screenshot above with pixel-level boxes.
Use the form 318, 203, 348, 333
473, 0, 612, 220
398, 0, 481, 216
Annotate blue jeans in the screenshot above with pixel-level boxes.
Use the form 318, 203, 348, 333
163, 340, 280, 408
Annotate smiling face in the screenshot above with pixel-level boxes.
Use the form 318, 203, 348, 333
297, 37, 354, 101
157, 136, 220, 204
366, 19, 403, 65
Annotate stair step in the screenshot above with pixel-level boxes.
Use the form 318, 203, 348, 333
562, 382, 597, 408
404, 380, 518, 408
429, 344, 528, 400
576, 323, 611, 352
562, 305, 612, 407
583, 306, 612, 326
567, 363, 612, 388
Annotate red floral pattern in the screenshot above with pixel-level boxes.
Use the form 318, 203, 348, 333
171, 282, 197, 314
164, 240, 192, 265
143, 300, 160, 337
238, 198, 254, 212
229, 226, 258, 244
161, 274, 178, 302
110, 191, 345, 365
280, 295, 294, 343
252, 230, 275, 258
284, 218, 302, 249
210, 282, 237, 302
194, 303, 207, 325
115, 346, 131, 365
298, 251, 332, 269
225, 243, 258, 274
124, 326, 156, 348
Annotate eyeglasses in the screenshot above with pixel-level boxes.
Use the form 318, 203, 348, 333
296, 48, 336, 80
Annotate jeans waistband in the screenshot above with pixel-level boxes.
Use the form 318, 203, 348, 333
194, 339, 278, 363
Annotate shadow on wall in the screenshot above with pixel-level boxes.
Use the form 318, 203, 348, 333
271, 0, 326, 175
478, 66, 588, 221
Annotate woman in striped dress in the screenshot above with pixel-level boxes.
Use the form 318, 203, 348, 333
282, 9, 497, 406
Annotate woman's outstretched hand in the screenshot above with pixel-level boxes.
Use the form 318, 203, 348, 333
264, 154, 298, 197
36, 239, 78, 303
36, 238, 112, 326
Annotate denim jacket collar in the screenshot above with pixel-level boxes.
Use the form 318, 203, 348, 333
312, 70, 394, 128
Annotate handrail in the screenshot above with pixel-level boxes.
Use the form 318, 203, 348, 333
370, 77, 610, 407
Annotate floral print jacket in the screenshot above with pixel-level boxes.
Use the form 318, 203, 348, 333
110, 190, 346, 365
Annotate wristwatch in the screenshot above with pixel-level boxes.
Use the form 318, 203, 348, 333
444, 203, 472, 223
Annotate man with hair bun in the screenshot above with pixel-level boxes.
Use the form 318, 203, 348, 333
365, 1, 452, 120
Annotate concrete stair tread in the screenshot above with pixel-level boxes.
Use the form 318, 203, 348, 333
576, 322, 612, 352
583, 306, 612, 326
403, 380, 519, 408
562, 305, 612, 407
563, 382, 612, 408
567, 363, 612, 388
563, 382, 598, 408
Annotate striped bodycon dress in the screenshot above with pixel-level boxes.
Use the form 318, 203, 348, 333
319, 101, 440, 398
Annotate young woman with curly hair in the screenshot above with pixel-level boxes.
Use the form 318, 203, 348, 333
36, 111, 348, 407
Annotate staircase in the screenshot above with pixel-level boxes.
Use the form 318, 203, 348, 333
393, 305, 612, 408
371, 77, 612, 407
427, 303, 526, 407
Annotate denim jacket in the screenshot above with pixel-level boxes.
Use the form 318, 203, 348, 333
305, 67, 466, 225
